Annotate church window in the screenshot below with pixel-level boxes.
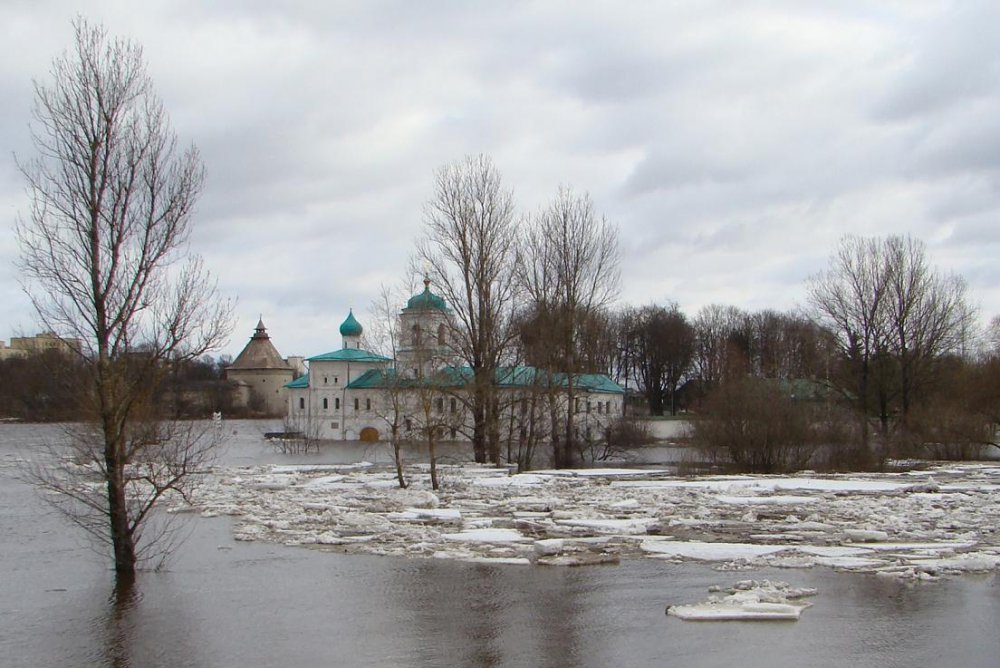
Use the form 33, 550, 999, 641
323, 398, 328, 410
606, 401, 611, 414
334, 377, 339, 384
597, 402, 603, 414
405, 418, 412, 431
412, 324, 422, 346
366, 398, 371, 411
335, 398, 340, 409
586, 401, 591, 414
354, 398, 359, 411
450, 397, 457, 413
436, 397, 443, 413
323, 377, 328, 385
437, 323, 446, 346
298, 397, 305, 410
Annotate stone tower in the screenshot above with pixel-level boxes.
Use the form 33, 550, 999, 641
226, 318, 294, 415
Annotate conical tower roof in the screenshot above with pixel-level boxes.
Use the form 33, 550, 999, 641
229, 318, 290, 370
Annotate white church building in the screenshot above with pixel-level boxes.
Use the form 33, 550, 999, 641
284, 281, 625, 444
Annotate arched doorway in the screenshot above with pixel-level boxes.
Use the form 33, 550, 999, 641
359, 427, 379, 442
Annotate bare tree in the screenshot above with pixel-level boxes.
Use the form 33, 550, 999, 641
517, 187, 620, 467
16, 20, 233, 581
631, 304, 694, 416
807, 236, 891, 458
692, 304, 749, 390
882, 236, 973, 428
416, 154, 520, 464
691, 376, 850, 473
368, 284, 410, 489
608, 305, 641, 397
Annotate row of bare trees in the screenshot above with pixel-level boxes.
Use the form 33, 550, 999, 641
615, 235, 988, 472
607, 303, 836, 417
387, 154, 995, 476
405, 155, 621, 472
808, 235, 974, 458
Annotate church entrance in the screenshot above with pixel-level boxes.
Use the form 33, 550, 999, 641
359, 427, 379, 442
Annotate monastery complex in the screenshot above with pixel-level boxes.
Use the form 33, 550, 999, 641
229, 281, 625, 444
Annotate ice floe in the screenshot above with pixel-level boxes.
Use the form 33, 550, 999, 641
667, 580, 817, 621
189, 459, 1000, 576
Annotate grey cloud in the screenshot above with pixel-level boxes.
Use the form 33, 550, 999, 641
873, 2, 1000, 121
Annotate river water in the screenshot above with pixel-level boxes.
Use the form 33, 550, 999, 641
2, 422, 998, 667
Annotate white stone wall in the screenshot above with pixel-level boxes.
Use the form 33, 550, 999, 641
228, 367, 293, 415
287, 379, 624, 444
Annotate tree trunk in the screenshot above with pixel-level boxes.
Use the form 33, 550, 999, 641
472, 396, 487, 463
648, 390, 664, 416
391, 424, 407, 489
429, 436, 439, 490
104, 438, 136, 577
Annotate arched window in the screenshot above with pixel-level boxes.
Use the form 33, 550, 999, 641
411, 324, 422, 346
437, 323, 446, 346
298, 397, 305, 410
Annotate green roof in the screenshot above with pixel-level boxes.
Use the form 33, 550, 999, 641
404, 280, 449, 312
339, 310, 363, 337
285, 374, 310, 389
345, 365, 624, 394
307, 348, 391, 363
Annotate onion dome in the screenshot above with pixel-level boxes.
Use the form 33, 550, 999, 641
339, 310, 363, 337
405, 279, 448, 312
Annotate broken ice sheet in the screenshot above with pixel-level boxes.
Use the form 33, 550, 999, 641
667, 580, 816, 622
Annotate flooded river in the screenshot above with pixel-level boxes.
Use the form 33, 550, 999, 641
2, 422, 998, 667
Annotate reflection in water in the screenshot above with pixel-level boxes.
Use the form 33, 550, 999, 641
390, 561, 592, 667
104, 576, 141, 668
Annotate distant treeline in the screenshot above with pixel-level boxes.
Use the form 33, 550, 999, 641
0, 352, 251, 422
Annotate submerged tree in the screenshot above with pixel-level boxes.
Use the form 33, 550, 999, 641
16, 20, 233, 580
416, 154, 520, 464
808, 235, 972, 461
517, 187, 620, 467
368, 284, 410, 489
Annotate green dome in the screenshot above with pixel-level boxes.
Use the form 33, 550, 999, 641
405, 280, 448, 311
339, 310, 363, 337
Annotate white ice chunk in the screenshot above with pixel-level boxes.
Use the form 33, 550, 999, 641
441, 528, 529, 543
473, 474, 549, 487
302, 475, 346, 488
534, 539, 565, 556
668, 581, 814, 621
532, 468, 669, 477
400, 507, 462, 520
717, 495, 819, 505
555, 517, 658, 534
843, 529, 891, 542
641, 540, 790, 561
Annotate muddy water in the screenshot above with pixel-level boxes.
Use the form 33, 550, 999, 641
2, 422, 998, 667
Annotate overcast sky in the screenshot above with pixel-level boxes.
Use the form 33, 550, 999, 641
3, 1, 999, 359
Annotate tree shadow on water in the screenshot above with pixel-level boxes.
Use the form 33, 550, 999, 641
100, 574, 142, 668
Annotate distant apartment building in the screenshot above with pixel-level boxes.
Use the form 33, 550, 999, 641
0, 332, 83, 360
